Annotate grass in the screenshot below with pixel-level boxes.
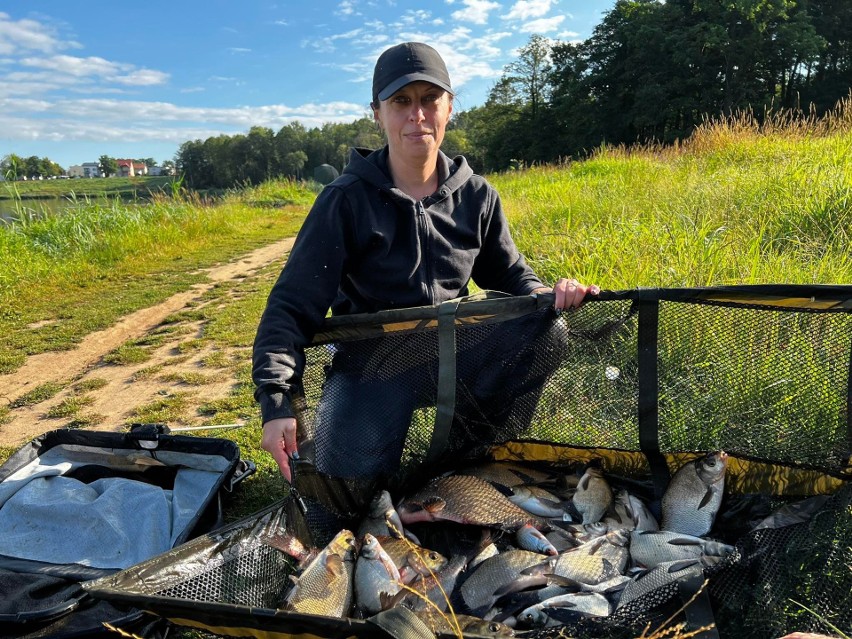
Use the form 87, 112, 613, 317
10, 381, 66, 408
159, 371, 224, 385
46, 394, 95, 418
497, 98, 852, 289
103, 343, 152, 365
0, 175, 177, 200
73, 377, 109, 392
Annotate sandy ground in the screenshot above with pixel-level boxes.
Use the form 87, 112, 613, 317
0, 237, 294, 449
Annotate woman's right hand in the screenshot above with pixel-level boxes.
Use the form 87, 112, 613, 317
261, 417, 299, 483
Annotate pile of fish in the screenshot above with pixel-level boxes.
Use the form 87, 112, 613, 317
276, 452, 737, 634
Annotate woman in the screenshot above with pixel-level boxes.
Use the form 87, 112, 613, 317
252, 42, 597, 482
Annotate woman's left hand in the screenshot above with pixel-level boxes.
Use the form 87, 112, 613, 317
551, 278, 600, 309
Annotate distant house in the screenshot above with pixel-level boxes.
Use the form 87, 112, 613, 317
68, 163, 101, 178
116, 159, 148, 177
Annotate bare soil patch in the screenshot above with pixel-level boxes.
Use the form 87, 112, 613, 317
0, 238, 294, 448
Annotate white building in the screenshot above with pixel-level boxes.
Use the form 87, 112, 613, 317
68, 163, 101, 178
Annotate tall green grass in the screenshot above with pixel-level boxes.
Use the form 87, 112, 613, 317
497, 97, 852, 289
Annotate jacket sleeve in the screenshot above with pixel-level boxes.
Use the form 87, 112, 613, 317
471, 186, 545, 295
252, 186, 355, 423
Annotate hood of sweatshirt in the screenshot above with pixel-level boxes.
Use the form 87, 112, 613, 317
341, 146, 474, 201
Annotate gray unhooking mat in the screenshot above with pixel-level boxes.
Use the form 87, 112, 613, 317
0, 426, 253, 638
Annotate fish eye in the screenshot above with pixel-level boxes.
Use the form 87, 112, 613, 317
428, 552, 439, 560
488, 623, 500, 632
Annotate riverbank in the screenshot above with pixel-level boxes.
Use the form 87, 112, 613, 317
0, 175, 177, 200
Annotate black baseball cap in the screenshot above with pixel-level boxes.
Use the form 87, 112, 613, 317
372, 42, 453, 104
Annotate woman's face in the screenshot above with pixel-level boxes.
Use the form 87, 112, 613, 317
374, 81, 453, 164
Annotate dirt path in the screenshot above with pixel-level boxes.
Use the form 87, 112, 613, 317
0, 237, 294, 449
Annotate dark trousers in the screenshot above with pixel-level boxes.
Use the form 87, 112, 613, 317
313, 309, 566, 479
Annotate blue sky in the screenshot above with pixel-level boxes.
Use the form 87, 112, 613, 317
0, 1, 615, 170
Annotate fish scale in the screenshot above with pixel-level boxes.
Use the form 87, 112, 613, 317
284, 529, 358, 617
397, 475, 549, 531
661, 451, 727, 537
460, 549, 544, 616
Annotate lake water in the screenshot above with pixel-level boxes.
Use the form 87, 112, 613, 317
0, 197, 76, 225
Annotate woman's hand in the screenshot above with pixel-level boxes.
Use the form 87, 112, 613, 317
534, 278, 600, 310
261, 417, 299, 483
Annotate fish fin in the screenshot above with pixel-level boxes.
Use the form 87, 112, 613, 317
667, 537, 703, 547
325, 554, 344, 579
423, 497, 446, 514
697, 488, 714, 510
520, 559, 551, 576
378, 591, 396, 611
586, 537, 607, 556
543, 574, 580, 588
493, 575, 547, 598
578, 474, 590, 491
544, 600, 578, 610
492, 483, 515, 498
666, 559, 701, 573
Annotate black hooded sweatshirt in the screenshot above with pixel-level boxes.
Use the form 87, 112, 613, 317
252, 146, 544, 422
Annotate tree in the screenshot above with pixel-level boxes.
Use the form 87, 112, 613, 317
1, 153, 25, 180
504, 34, 553, 118
99, 155, 118, 178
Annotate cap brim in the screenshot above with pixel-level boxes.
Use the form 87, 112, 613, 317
377, 73, 453, 101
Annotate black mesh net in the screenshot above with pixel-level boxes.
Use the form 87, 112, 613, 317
84, 287, 852, 639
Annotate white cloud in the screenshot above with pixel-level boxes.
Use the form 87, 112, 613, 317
227, 47, 251, 54
556, 30, 580, 41
336, 0, 357, 16
503, 0, 553, 21
520, 15, 565, 33
450, 0, 500, 25
113, 69, 170, 86
0, 97, 370, 140
15, 54, 170, 89
0, 12, 77, 56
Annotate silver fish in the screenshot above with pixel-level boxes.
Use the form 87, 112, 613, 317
616, 558, 709, 610
397, 475, 549, 531
517, 592, 612, 628
573, 465, 613, 524
627, 493, 659, 531
601, 489, 635, 531
521, 535, 625, 587
354, 533, 401, 614
459, 549, 545, 617
358, 490, 407, 540
516, 523, 558, 555
457, 462, 560, 489
545, 522, 610, 552
629, 530, 734, 569
284, 529, 358, 617
508, 485, 571, 518
470, 541, 501, 570
661, 451, 728, 537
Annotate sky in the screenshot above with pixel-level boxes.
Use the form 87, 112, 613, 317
0, 1, 616, 170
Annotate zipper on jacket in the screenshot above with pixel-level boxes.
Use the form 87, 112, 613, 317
417, 200, 434, 304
